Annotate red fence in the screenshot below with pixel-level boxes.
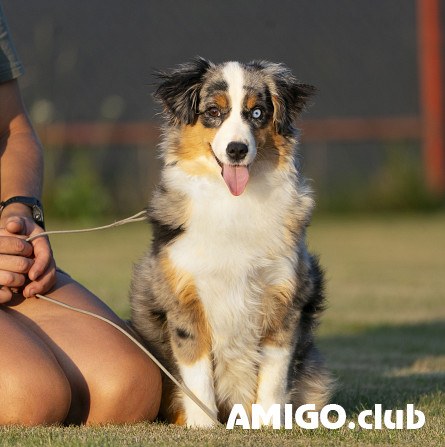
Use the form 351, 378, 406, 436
36, 116, 422, 147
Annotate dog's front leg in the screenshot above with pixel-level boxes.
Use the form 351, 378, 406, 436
163, 255, 217, 427
256, 343, 291, 412
177, 354, 217, 427
168, 302, 217, 427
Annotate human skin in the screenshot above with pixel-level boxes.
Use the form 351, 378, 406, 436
0, 79, 161, 425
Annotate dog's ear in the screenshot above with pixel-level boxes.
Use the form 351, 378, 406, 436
253, 61, 316, 135
154, 57, 212, 125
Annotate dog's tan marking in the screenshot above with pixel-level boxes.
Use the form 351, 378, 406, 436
214, 94, 228, 109
261, 281, 297, 347
160, 252, 197, 306
283, 213, 305, 250
157, 379, 184, 423
177, 121, 218, 161
160, 252, 211, 365
268, 130, 294, 169
173, 410, 187, 425
274, 133, 294, 162
271, 96, 284, 130
246, 94, 258, 110
174, 122, 220, 177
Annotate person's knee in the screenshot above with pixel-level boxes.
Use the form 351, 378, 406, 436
87, 352, 162, 424
0, 362, 71, 425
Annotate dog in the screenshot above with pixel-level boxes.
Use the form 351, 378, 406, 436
130, 58, 332, 427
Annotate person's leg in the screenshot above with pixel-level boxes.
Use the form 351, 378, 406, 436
4, 272, 162, 425
0, 309, 71, 425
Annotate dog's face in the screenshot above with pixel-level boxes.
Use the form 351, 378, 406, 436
155, 58, 315, 196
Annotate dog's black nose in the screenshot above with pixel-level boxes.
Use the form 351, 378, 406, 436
226, 142, 248, 163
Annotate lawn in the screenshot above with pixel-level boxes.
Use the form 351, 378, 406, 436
1, 212, 444, 446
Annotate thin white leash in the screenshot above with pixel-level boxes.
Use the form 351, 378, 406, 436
26, 210, 148, 242
26, 212, 222, 426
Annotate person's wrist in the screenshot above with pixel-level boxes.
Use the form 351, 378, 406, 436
0, 202, 33, 224
0, 197, 45, 229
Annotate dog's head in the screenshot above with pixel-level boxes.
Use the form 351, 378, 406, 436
154, 58, 315, 196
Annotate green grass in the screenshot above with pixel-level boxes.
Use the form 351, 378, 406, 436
1, 213, 444, 446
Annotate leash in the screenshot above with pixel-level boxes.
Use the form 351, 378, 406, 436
26, 210, 148, 241
26, 212, 222, 427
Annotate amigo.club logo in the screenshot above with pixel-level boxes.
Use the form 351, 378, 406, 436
226, 404, 425, 430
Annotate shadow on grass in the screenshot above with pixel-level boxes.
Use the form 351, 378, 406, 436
318, 320, 445, 415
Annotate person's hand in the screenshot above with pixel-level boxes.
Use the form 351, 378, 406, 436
0, 215, 56, 302
0, 225, 33, 303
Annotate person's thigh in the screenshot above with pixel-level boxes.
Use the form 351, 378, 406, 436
4, 272, 161, 425
0, 309, 71, 425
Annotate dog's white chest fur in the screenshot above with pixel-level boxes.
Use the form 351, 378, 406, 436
167, 165, 295, 323
166, 165, 296, 407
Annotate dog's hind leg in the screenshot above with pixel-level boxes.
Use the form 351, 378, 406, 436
286, 345, 333, 411
286, 255, 334, 411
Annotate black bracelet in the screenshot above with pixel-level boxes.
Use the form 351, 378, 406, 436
0, 196, 45, 230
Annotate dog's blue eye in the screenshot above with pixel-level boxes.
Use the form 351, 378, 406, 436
251, 108, 262, 119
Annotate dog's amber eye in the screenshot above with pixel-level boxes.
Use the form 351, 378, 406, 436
251, 108, 262, 119
207, 107, 221, 118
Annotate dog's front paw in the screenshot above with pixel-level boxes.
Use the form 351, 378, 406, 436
186, 409, 218, 428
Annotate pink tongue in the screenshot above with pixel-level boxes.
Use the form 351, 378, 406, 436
222, 165, 250, 196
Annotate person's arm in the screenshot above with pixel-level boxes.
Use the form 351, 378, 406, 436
0, 79, 43, 200
0, 79, 56, 302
